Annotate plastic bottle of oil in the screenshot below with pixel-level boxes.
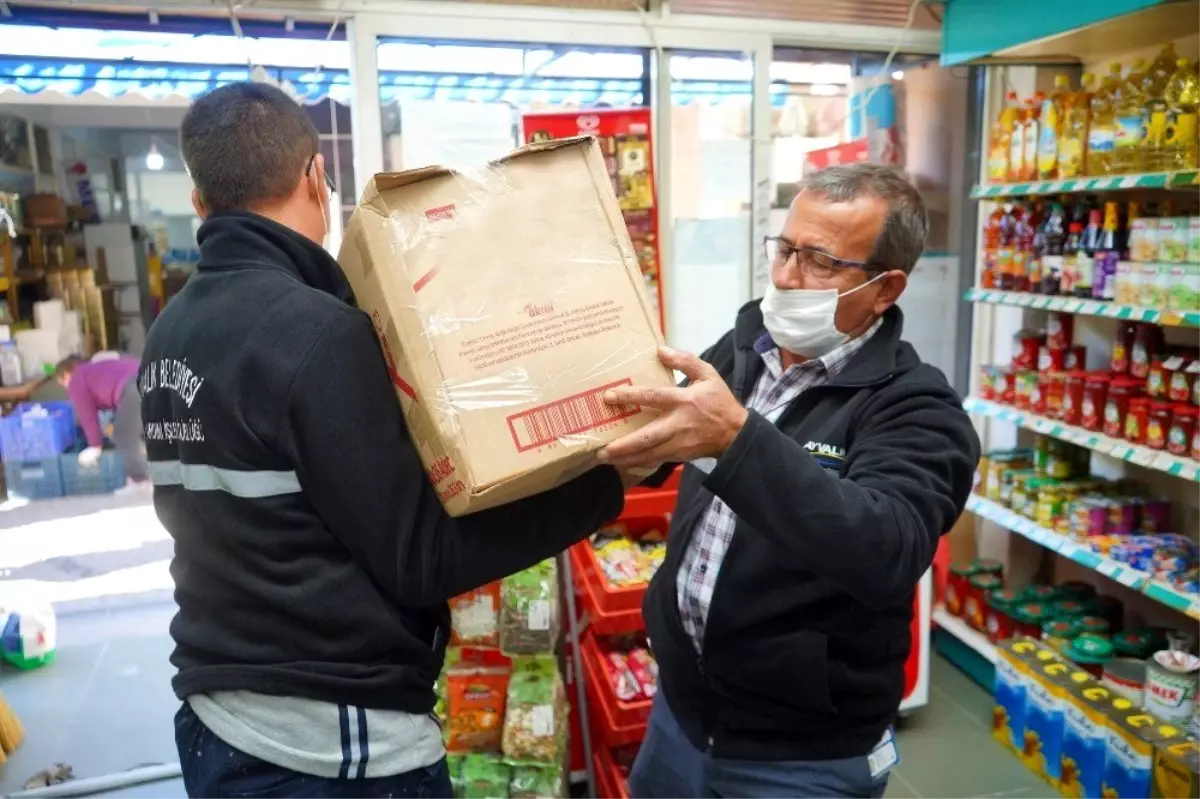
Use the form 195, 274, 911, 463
1162, 58, 1199, 171
1112, 62, 1146, 173
1022, 93, 1044, 181
1009, 97, 1030, 182
988, 91, 1021, 182
1088, 65, 1121, 175
1059, 74, 1092, 179
1038, 75, 1073, 179
1139, 45, 1177, 172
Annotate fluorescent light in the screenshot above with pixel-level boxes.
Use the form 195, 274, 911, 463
892, 70, 905, 80
146, 142, 164, 171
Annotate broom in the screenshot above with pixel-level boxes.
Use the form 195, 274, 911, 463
0, 688, 25, 764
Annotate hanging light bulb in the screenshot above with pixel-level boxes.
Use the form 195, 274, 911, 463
146, 141, 164, 171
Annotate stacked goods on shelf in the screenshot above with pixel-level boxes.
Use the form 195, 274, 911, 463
978, 314, 1199, 461
986, 47, 1199, 185
440, 560, 569, 799
979, 195, 1199, 313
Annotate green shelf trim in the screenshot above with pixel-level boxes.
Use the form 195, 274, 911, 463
964, 288, 1200, 328
970, 170, 1199, 199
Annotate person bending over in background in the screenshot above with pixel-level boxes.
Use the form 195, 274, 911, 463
54, 354, 148, 492
145, 81, 628, 799
600, 164, 981, 799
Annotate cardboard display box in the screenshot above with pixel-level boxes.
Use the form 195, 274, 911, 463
339, 136, 674, 516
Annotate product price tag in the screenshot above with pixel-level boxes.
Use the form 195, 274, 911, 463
527, 600, 551, 631
867, 728, 899, 779
531, 704, 554, 737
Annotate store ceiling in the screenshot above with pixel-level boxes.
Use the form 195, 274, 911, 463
670, 0, 940, 27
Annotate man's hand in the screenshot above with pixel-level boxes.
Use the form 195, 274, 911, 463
78, 447, 103, 468
600, 347, 747, 468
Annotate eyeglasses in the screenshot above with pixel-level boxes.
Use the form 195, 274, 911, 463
763, 236, 885, 280
306, 155, 337, 194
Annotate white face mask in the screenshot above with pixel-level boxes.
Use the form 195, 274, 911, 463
760, 274, 884, 359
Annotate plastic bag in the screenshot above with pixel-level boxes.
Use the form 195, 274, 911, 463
508, 764, 562, 799
446, 659, 510, 754
451, 582, 502, 648
461, 753, 511, 799
502, 656, 567, 764
500, 560, 559, 655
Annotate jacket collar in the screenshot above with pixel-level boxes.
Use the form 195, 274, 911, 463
733, 300, 905, 387
195, 211, 355, 306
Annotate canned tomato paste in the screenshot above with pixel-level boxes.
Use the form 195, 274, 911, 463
945, 561, 977, 618
966, 573, 1003, 632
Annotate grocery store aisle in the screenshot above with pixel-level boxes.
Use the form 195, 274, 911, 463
887, 656, 1044, 799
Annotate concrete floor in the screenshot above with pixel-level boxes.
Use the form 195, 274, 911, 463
0, 493, 1047, 798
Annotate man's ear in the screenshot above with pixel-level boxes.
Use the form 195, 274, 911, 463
191, 189, 209, 220
873, 270, 908, 314
309, 153, 327, 199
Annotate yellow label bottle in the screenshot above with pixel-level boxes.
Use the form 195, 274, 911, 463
988, 91, 1021, 182
1038, 75, 1071, 179
1059, 74, 1092, 179
1087, 65, 1121, 175
1112, 62, 1145, 173
1163, 58, 1199, 171
1139, 46, 1176, 172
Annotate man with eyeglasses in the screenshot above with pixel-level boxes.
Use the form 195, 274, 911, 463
600, 164, 980, 798
143, 82, 628, 798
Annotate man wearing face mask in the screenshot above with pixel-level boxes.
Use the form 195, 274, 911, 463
143, 82, 629, 798
600, 164, 980, 798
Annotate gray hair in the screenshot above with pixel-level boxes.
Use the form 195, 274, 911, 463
798, 163, 929, 274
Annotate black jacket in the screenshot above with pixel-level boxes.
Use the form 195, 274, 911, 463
142, 213, 623, 712
643, 301, 979, 761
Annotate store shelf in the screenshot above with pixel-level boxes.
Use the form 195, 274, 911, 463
932, 606, 997, 664
970, 169, 1198, 199
964, 288, 1200, 328
963, 396, 1200, 483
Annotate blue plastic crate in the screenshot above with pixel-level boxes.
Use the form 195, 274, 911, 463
4, 457, 65, 500
0, 402, 77, 461
60, 451, 125, 496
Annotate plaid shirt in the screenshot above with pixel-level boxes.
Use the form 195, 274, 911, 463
675, 318, 883, 650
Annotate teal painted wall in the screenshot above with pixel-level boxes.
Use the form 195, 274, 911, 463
940, 0, 1167, 65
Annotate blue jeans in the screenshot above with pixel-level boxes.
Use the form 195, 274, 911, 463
175, 702, 452, 798
628, 698, 890, 799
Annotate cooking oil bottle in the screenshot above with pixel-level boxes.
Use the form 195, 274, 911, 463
1059, 74, 1092, 179
1087, 65, 1120, 175
1009, 96, 1030, 181
1022, 93, 1044, 181
1038, 75, 1072, 179
988, 91, 1021, 182
1140, 45, 1177, 172
1112, 62, 1146, 173
1162, 58, 1199, 171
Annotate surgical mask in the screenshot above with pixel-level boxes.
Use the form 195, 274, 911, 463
760, 274, 884, 359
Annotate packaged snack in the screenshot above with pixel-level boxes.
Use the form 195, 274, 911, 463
1158, 218, 1189, 264
451, 582, 502, 648
448, 755, 466, 799
500, 560, 560, 655
1190, 217, 1200, 264
1129, 217, 1157, 263
1167, 263, 1200, 313
461, 754, 511, 799
508, 764, 563, 799
502, 656, 567, 764
606, 651, 641, 700
627, 648, 659, 699
1113, 261, 1139, 305
446, 659, 511, 753
1139, 263, 1167, 309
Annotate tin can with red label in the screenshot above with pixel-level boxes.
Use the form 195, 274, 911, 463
994, 368, 1015, 405
1038, 345, 1067, 373
1014, 371, 1038, 410
1064, 345, 1087, 371
1046, 312, 1074, 350
1012, 331, 1040, 371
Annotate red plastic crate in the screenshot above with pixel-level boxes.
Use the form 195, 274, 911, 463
621, 466, 680, 518
593, 746, 631, 799
580, 632, 653, 748
570, 545, 644, 636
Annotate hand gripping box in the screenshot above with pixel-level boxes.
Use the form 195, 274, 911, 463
339, 136, 674, 516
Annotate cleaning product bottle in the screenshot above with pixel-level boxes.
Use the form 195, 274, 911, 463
1088, 65, 1121, 175
1112, 62, 1146, 173
1059, 73, 1093, 179
988, 91, 1021, 182
1038, 75, 1072, 179
1009, 97, 1030, 182
1140, 48, 1175, 172
1163, 58, 1199, 171
1022, 94, 1044, 181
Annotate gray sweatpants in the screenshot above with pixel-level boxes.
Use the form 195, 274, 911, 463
113, 379, 148, 482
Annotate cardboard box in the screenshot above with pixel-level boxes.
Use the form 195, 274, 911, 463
1151, 739, 1200, 799
1059, 671, 1112, 799
994, 638, 1044, 753
1102, 697, 1186, 798
1024, 650, 1072, 786
339, 136, 674, 516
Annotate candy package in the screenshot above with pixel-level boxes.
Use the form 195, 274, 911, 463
461, 754, 511, 799
590, 525, 666, 588
451, 582, 502, 648
502, 656, 567, 764
446, 658, 510, 754
508, 764, 563, 799
627, 648, 658, 699
500, 560, 559, 655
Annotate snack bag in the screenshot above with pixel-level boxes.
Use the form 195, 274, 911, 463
447, 754, 466, 799
508, 764, 563, 799
446, 658, 511, 753
606, 651, 641, 701
627, 648, 658, 699
500, 560, 559, 655
451, 582, 502, 648
461, 754, 511, 799
502, 656, 567, 763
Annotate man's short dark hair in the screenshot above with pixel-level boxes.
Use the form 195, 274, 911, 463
54, 355, 84, 379
181, 82, 319, 213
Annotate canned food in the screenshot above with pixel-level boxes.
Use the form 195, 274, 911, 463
984, 588, 1020, 643
1013, 332, 1041, 371
1103, 657, 1148, 704
966, 573, 1003, 632
1064, 633, 1114, 678
1042, 618, 1081, 654
945, 561, 977, 618
1145, 650, 1200, 726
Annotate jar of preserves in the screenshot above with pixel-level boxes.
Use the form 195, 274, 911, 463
1166, 354, 1195, 402
1039, 345, 1066, 373
945, 561, 977, 617
1146, 358, 1169, 399
979, 366, 996, 400
1042, 618, 1081, 654
1078, 615, 1112, 638
1065, 633, 1114, 678
1103, 377, 1143, 438
1124, 397, 1151, 443
994, 368, 1015, 405
1018, 585, 1060, 604
1110, 322, 1137, 374
1062, 371, 1087, 425
1145, 401, 1173, 450
1044, 372, 1067, 419
1064, 345, 1088, 371
1081, 373, 1109, 431
1045, 312, 1074, 350
1014, 371, 1038, 410
984, 588, 1020, 643
1130, 323, 1163, 380
966, 573, 1003, 632
1052, 598, 1088, 621
1168, 404, 1197, 457
1014, 602, 1052, 640
1012, 331, 1041, 371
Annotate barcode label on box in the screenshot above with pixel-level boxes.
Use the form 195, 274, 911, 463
506, 379, 640, 452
